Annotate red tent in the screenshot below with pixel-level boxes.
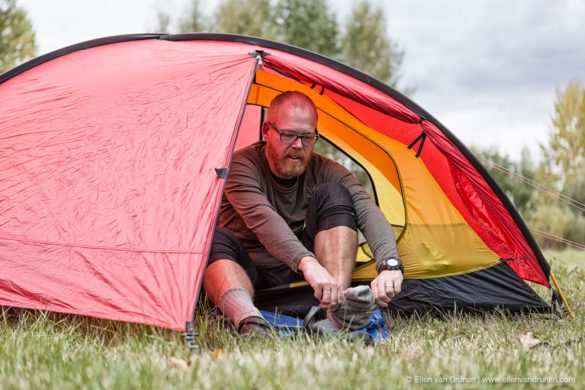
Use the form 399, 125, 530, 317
0, 34, 568, 331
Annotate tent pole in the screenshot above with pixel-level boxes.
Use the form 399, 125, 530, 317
550, 271, 574, 320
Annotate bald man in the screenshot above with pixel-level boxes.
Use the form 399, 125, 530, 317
204, 91, 403, 336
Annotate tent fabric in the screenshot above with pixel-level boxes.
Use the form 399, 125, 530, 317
0, 39, 256, 329
244, 40, 549, 286
0, 34, 552, 329
323, 91, 549, 285
255, 263, 549, 316
389, 262, 550, 313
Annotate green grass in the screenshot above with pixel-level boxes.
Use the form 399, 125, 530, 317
1, 250, 584, 389
544, 248, 585, 270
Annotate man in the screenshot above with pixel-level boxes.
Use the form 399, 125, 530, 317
204, 91, 403, 336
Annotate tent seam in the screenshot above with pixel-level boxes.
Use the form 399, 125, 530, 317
0, 235, 203, 254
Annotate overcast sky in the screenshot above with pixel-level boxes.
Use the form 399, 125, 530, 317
17, 0, 585, 160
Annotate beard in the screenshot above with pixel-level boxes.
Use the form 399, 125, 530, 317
266, 143, 312, 178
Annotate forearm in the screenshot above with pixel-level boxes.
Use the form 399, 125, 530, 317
357, 202, 400, 269
251, 215, 314, 271
348, 183, 400, 268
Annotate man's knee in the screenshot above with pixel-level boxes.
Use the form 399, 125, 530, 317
208, 226, 242, 266
312, 182, 353, 208
301, 183, 357, 246
207, 226, 262, 290
309, 183, 357, 232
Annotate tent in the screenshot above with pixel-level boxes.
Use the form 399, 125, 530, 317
0, 34, 570, 332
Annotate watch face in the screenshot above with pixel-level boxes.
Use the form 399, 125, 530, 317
387, 258, 399, 267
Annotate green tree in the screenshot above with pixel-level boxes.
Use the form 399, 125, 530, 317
527, 80, 585, 248
213, 0, 277, 39
340, 0, 403, 87
154, 11, 171, 33
0, 0, 36, 73
178, 0, 208, 32
274, 0, 338, 56
472, 146, 536, 216
547, 80, 585, 205
165, 0, 406, 90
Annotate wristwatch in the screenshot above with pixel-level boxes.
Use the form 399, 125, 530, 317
377, 258, 404, 274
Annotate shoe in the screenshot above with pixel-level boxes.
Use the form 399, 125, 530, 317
237, 316, 272, 338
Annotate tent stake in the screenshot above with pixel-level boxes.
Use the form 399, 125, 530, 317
182, 321, 200, 352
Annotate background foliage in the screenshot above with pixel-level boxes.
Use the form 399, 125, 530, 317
158, 0, 404, 89
0, 0, 36, 73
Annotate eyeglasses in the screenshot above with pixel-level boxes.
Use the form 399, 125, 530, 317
269, 122, 319, 146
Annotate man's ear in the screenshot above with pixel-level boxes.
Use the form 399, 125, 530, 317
261, 121, 270, 139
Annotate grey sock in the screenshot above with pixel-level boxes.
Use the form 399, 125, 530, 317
332, 285, 377, 330
217, 288, 263, 329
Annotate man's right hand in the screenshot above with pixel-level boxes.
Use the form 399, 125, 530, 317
298, 256, 342, 311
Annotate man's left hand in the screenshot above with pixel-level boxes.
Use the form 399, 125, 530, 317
371, 270, 403, 308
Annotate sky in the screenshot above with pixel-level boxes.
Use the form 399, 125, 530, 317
16, 0, 585, 161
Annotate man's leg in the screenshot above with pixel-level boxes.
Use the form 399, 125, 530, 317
204, 259, 254, 304
304, 183, 358, 291
303, 184, 380, 331
313, 225, 357, 290
204, 227, 268, 334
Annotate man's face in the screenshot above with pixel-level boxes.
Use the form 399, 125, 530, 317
263, 102, 317, 179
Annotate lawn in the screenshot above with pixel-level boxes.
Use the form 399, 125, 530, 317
1, 250, 583, 389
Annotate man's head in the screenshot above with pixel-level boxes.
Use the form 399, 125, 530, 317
262, 91, 319, 179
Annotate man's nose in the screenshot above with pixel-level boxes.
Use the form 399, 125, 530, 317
291, 136, 304, 148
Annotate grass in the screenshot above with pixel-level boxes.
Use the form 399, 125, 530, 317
545, 248, 585, 270
1, 250, 583, 389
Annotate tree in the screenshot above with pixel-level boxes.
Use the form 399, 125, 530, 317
274, 0, 338, 57
0, 0, 36, 73
526, 80, 585, 248
164, 0, 406, 90
213, 0, 277, 39
547, 80, 585, 206
472, 146, 536, 216
154, 11, 171, 33
178, 0, 208, 32
340, 0, 403, 88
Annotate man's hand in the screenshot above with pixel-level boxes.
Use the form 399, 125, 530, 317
371, 270, 403, 308
299, 256, 342, 311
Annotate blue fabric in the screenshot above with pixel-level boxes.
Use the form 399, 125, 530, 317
260, 309, 390, 342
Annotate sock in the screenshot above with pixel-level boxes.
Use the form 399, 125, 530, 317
217, 288, 263, 329
332, 285, 376, 330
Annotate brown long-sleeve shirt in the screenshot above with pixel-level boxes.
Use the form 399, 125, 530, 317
219, 141, 399, 272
